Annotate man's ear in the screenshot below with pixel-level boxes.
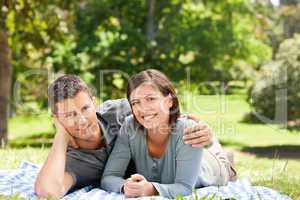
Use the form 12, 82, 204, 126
52, 114, 61, 123
51, 113, 57, 119
92, 96, 97, 106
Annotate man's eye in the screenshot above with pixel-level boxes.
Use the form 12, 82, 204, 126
65, 113, 75, 118
83, 106, 90, 111
147, 97, 156, 101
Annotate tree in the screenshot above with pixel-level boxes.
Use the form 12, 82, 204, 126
0, 0, 12, 146
0, 0, 78, 143
6, 0, 77, 113
54, 0, 270, 99
280, 0, 300, 38
3, 0, 273, 112
247, 34, 300, 124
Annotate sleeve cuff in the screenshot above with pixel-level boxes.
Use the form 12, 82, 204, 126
64, 170, 77, 191
151, 182, 163, 196
119, 180, 126, 194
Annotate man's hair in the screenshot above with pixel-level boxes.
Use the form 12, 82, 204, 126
48, 75, 92, 113
127, 69, 180, 125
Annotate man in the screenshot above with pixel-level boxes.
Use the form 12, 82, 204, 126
34, 75, 235, 198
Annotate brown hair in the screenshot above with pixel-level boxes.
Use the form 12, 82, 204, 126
48, 75, 92, 113
127, 69, 180, 125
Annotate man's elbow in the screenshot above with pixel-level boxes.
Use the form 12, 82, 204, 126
34, 180, 65, 199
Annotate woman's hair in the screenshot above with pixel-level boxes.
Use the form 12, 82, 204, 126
127, 69, 180, 125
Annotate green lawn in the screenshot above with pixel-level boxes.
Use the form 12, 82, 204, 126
183, 94, 300, 199
1, 94, 299, 199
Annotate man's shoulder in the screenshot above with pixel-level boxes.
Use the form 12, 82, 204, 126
119, 115, 143, 137
96, 98, 132, 125
97, 98, 130, 112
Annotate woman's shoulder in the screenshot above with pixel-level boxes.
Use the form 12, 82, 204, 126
174, 117, 198, 132
170, 117, 198, 144
172, 117, 201, 153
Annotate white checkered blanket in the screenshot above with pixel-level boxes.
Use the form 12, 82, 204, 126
0, 161, 291, 200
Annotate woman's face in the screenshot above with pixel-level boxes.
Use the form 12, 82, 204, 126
129, 83, 173, 130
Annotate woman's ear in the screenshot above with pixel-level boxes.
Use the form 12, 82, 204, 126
167, 93, 173, 108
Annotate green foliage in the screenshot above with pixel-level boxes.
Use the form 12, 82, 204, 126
70, 0, 271, 82
2, 0, 78, 113
247, 34, 300, 122
2, 0, 272, 108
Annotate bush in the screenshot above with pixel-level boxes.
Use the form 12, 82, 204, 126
247, 34, 300, 122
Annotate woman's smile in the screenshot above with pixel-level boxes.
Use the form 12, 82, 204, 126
142, 114, 157, 120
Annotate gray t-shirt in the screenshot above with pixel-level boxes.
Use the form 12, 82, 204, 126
65, 98, 132, 191
101, 115, 203, 198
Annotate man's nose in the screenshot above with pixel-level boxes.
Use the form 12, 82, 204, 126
78, 114, 88, 126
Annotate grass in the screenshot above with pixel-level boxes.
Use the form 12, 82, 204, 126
183, 94, 300, 199
1, 94, 300, 199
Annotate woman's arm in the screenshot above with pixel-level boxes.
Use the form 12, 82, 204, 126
100, 122, 132, 193
151, 121, 203, 198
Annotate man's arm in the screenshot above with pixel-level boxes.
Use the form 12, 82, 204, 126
183, 114, 213, 147
34, 119, 74, 198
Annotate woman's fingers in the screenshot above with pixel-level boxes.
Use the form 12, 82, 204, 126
124, 182, 141, 197
131, 174, 145, 182
126, 181, 143, 190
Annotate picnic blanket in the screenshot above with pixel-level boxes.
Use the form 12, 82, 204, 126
0, 161, 291, 200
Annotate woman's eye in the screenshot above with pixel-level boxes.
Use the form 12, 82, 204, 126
131, 101, 139, 106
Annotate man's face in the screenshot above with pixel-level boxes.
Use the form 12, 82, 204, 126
55, 91, 99, 140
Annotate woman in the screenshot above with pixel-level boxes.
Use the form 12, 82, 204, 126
101, 69, 230, 198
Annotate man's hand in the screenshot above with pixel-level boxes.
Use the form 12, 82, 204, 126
123, 174, 157, 197
183, 114, 213, 148
54, 118, 79, 148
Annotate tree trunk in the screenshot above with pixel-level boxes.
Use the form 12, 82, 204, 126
0, 30, 12, 147
146, 0, 155, 42
145, 0, 155, 63
280, 0, 297, 5
280, 0, 299, 38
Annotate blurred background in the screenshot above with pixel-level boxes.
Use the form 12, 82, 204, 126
0, 0, 299, 199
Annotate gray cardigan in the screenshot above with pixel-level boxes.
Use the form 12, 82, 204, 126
101, 115, 203, 198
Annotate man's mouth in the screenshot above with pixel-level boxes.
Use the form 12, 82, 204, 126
76, 125, 90, 135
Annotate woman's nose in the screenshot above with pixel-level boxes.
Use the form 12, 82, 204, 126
140, 101, 153, 112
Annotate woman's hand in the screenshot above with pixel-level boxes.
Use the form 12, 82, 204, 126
123, 174, 158, 197
183, 114, 213, 148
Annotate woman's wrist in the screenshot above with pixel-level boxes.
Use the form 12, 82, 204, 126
145, 182, 158, 196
